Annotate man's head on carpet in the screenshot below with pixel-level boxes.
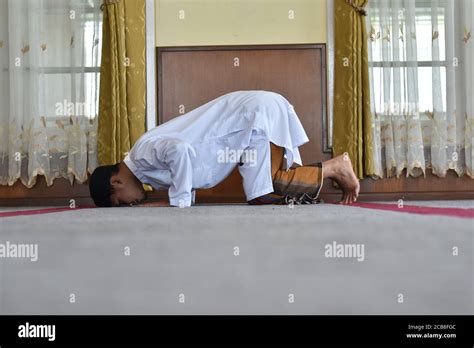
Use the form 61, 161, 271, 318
89, 163, 147, 207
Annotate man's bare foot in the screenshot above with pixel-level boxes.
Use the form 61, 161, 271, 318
322, 153, 360, 205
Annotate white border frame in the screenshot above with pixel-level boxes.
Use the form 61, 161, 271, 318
327, 0, 334, 150
145, 0, 157, 130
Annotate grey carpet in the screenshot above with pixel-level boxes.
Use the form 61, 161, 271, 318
0, 202, 472, 314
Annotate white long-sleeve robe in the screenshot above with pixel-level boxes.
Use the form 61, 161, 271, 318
123, 90, 309, 207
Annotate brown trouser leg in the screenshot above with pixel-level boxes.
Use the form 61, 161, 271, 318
248, 143, 324, 205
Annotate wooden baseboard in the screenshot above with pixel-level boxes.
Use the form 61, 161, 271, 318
0, 176, 91, 207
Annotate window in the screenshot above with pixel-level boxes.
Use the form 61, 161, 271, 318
0, 0, 103, 186
38, 1, 102, 121
367, 0, 448, 118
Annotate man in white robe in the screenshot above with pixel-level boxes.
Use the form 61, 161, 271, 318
89, 91, 359, 207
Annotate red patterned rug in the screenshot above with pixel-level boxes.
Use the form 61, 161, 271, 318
350, 202, 474, 219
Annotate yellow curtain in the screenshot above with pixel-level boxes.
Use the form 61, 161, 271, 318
98, 0, 146, 165
332, 0, 375, 178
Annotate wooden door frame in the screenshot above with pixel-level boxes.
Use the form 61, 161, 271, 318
157, 44, 330, 152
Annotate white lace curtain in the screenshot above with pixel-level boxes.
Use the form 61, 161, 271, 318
367, 0, 473, 178
0, 0, 102, 188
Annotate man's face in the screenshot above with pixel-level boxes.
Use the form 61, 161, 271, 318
109, 173, 148, 207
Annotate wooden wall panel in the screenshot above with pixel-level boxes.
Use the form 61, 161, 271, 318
158, 45, 329, 163
157, 44, 329, 202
